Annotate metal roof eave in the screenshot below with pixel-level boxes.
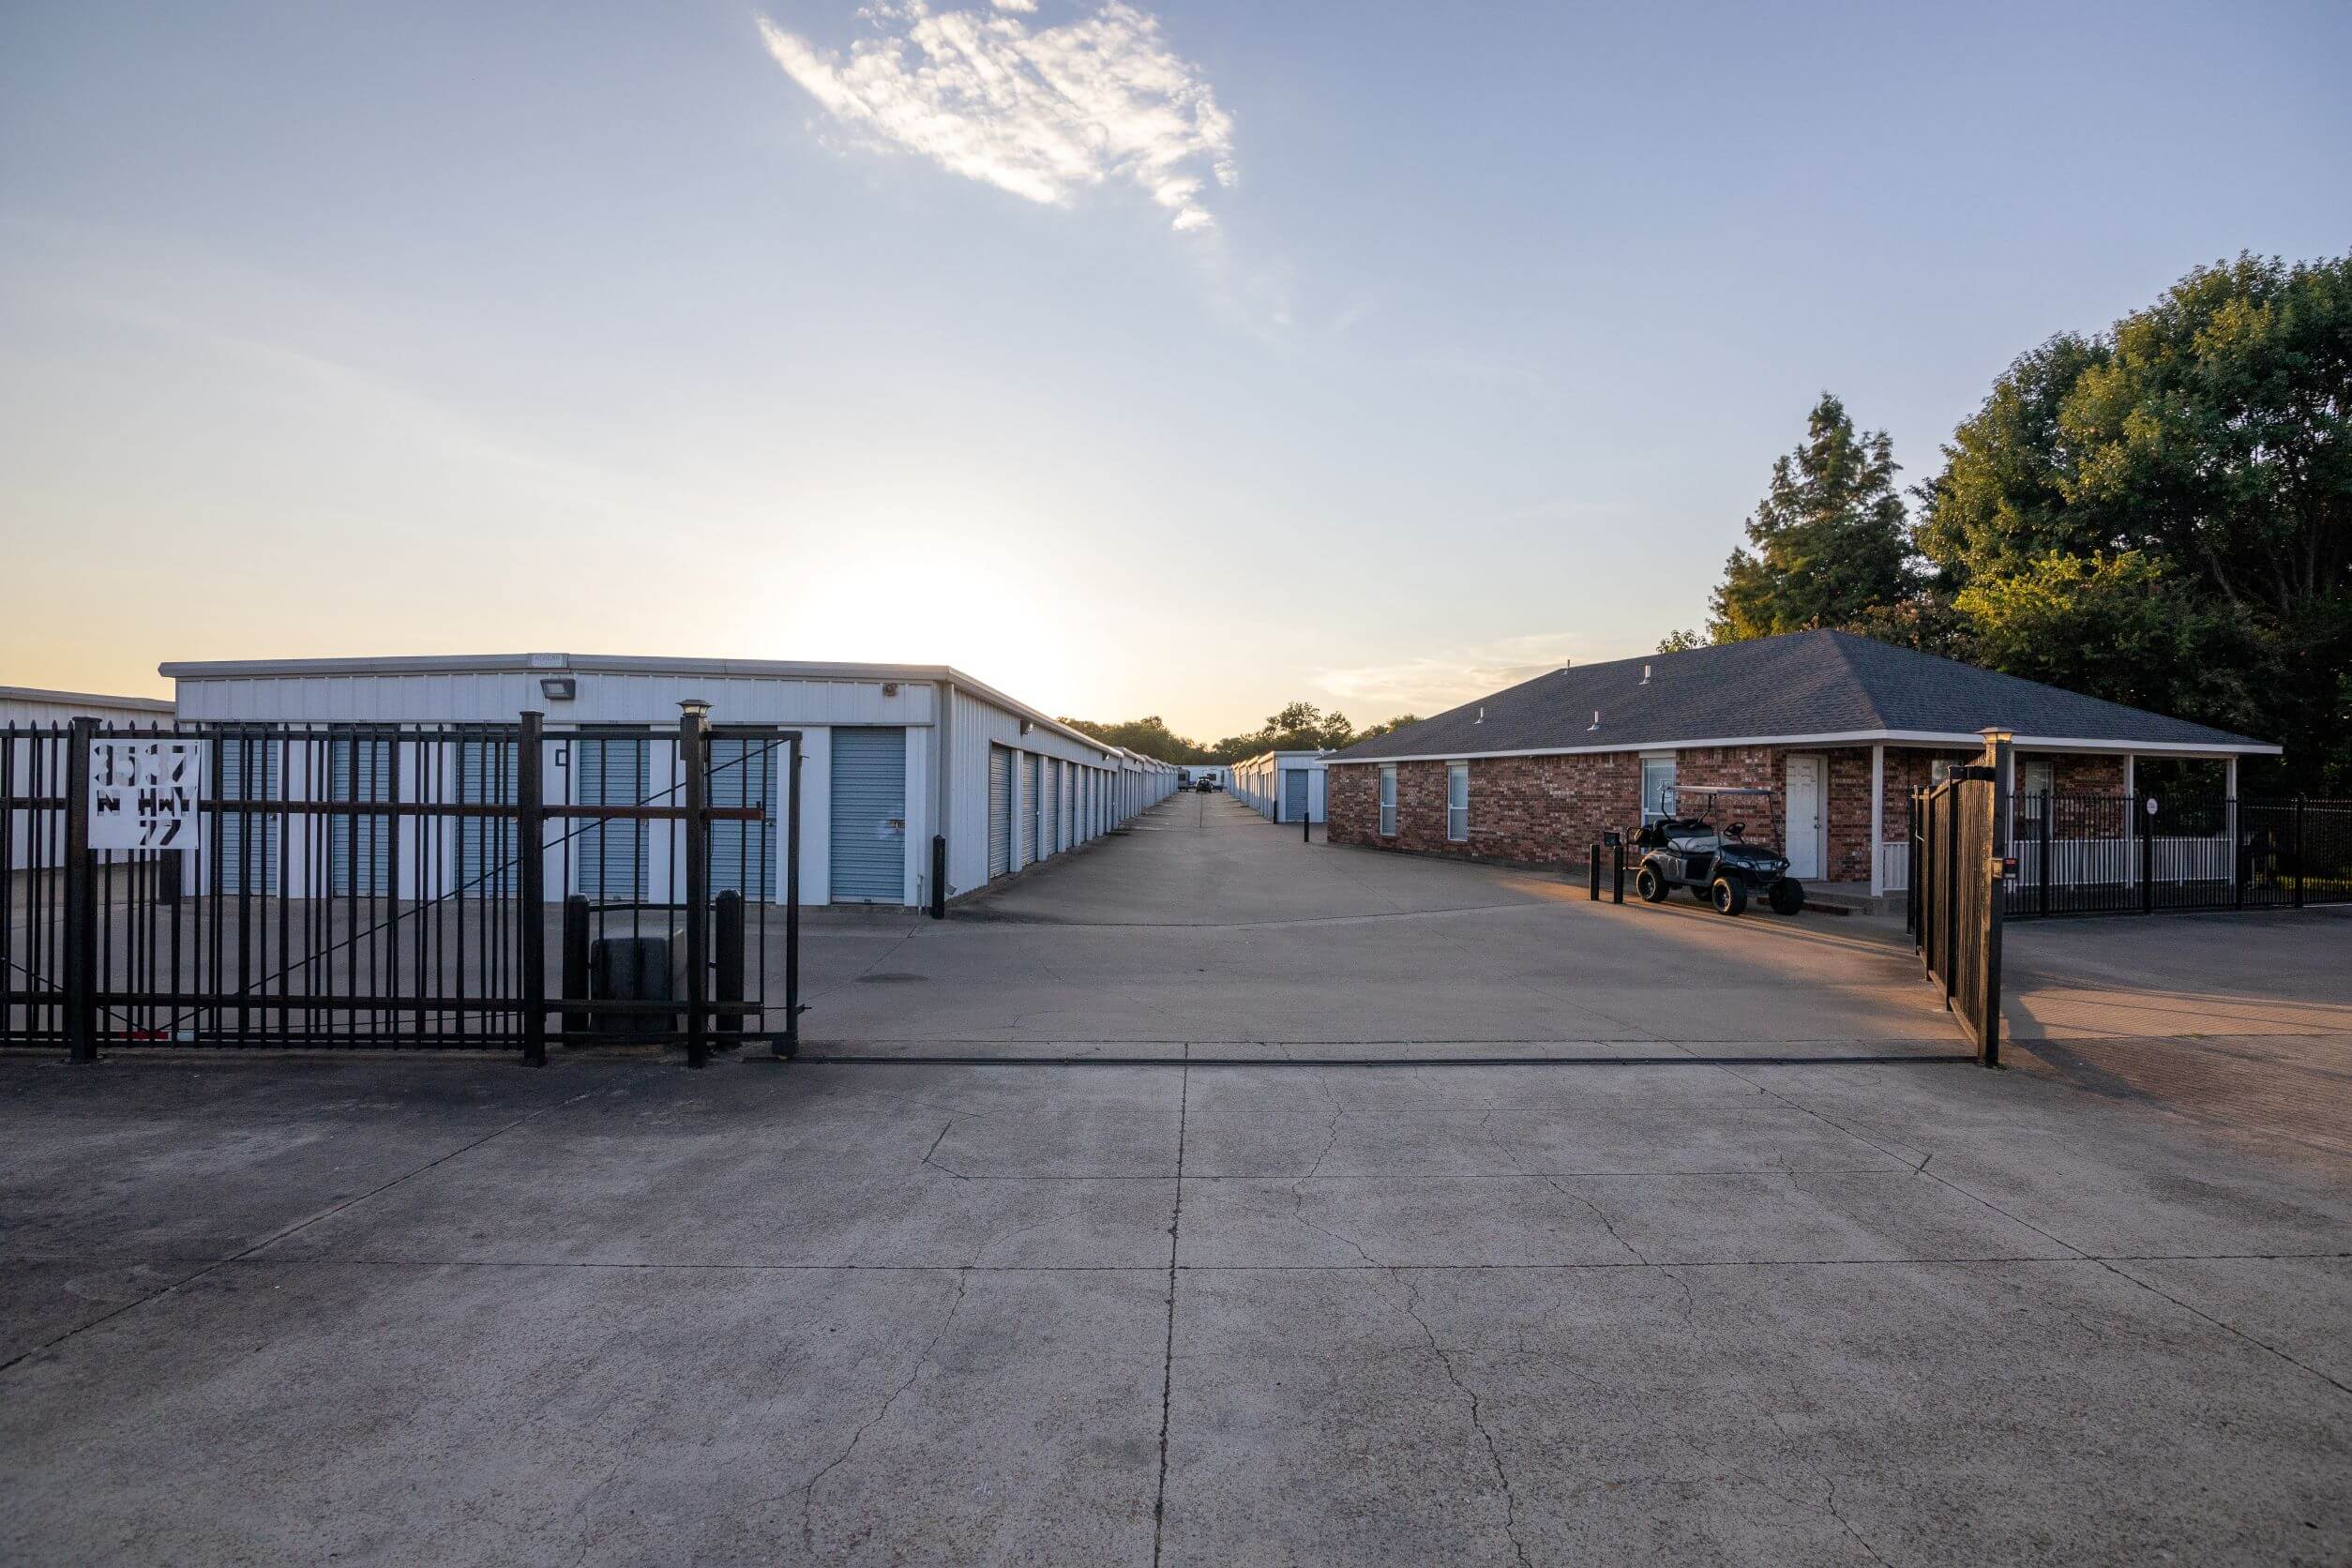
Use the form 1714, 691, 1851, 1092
1325, 728, 2283, 765
157, 652, 1123, 761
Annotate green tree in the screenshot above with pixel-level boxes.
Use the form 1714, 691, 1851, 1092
1206, 700, 1357, 761
1057, 716, 1210, 764
1656, 629, 1704, 654
1356, 713, 1420, 740
1916, 251, 2352, 790
1709, 393, 1917, 642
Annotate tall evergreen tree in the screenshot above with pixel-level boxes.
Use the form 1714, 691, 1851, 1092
1708, 394, 1915, 641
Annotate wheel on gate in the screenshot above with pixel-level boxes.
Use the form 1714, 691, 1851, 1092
1768, 877, 1805, 916
1635, 864, 1667, 903
1711, 876, 1749, 916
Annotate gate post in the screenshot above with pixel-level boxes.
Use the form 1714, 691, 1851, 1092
64, 716, 98, 1063
1610, 835, 1624, 904
517, 711, 548, 1067
1589, 841, 1601, 900
678, 701, 710, 1069
780, 734, 802, 1060
1978, 729, 2010, 1067
2140, 797, 2155, 914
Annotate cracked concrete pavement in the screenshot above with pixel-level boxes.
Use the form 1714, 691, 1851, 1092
2, 792, 2347, 1563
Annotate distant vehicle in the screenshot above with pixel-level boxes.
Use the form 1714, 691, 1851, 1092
1196, 777, 1214, 792
1630, 787, 1803, 916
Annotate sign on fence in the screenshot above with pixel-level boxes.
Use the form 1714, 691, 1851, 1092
87, 738, 204, 851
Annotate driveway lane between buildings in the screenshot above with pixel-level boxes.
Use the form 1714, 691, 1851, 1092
2, 792, 2347, 1565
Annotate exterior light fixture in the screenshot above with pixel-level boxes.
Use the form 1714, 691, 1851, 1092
1979, 725, 2014, 746
882, 682, 900, 697
678, 698, 712, 719
539, 677, 577, 701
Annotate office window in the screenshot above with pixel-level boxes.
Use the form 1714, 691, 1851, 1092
2018, 757, 2053, 818
1378, 765, 1397, 837
1446, 761, 1469, 842
1641, 756, 1677, 822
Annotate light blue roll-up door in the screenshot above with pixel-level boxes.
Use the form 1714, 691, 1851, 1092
459, 736, 518, 896
1283, 769, 1308, 823
217, 731, 279, 895
709, 736, 777, 901
328, 734, 393, 897
830, 728, 906, 903
574, 736, 647, 901
1022, 754, 1040, 864
988, 746, 1013, 880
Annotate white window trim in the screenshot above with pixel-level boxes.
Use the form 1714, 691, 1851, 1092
1378, 763, 1397, 837
1445, 760, 1470, 843
1639, 751, 1677, 824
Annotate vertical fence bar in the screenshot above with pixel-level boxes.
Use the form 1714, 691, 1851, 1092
64, 717, 97, 1063
716, 890, 744, 1041
2294, 799, 2305, 910
781, 734, 801, 1060
1589, 842, 1600, 900
679, 704, 709, 1069
563, 894, 590, 1040
517, 712, 547, 1066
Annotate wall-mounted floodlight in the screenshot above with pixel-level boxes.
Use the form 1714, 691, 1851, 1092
882, 682, 900, 697
539, 677, 577, 701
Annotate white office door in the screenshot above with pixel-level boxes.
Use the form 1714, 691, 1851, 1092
1785, 755, 1824, 881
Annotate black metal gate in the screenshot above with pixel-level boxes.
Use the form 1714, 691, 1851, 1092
2007, 793, 2350, 918
2, 709, 799, 1066
1908, 759, 2004, 1065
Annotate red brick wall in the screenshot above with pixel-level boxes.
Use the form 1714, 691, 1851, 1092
1326, 753, 1642, 866
1334, 742, 2147, 883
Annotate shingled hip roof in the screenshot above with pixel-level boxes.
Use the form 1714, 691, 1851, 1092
1327, 629, 2275, 763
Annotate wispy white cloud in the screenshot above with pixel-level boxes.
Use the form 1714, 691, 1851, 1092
1317, 633, 1603, 717
758, 2, 1236, 233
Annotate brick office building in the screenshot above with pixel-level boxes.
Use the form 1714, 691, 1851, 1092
1324, 630, 2277, 898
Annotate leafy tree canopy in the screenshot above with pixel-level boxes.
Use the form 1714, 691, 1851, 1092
1917, 251, 2351, 790
1679, 252, 2349, 790
1057, 715, 1210, 764
1708, 393, 1918, 642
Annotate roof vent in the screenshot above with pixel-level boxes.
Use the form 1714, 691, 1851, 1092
1475, 707, 1485, 724
1641, 663, 1651, 684
1588, 709, 1602, 731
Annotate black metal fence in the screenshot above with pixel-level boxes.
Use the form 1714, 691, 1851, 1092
1909, 768, 2002, 1064
2006, 793, 2351, 919
2, 710, 799, 1065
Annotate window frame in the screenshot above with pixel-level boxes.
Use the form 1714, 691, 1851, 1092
1378, 764, 1397, 837
1445, 761, 1470, 843
1639, 753, 1677, 824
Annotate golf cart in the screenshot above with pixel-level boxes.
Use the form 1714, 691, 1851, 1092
1630, 786, 1805, 917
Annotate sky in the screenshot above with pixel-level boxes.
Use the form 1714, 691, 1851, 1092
1, 1, 2345, 740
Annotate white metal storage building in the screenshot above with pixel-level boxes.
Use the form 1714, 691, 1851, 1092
1, 684, 174, 729
1229, 750, 1329, 824
162, 654, 1180, 910
4, 686, 179, 871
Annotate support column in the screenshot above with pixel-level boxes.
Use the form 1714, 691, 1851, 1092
1868, 744, 1885, 897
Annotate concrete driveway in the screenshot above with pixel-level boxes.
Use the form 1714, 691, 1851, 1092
3, 792, 2347, 1564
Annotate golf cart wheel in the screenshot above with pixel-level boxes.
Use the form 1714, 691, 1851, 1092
1768, 878, 1805, 916
1711, 877, 1748, 916
1635, 865, 1667, 903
